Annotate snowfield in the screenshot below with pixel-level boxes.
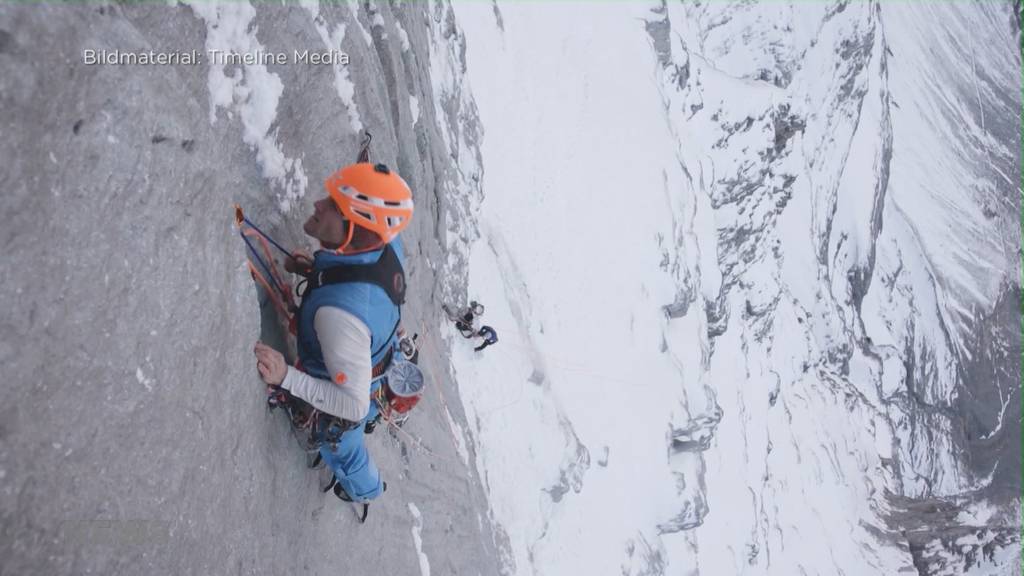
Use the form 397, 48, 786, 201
449, 2, 1021, 575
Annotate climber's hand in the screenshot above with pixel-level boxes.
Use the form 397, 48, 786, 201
254, 341, 287, 386
285, 251, 313, 274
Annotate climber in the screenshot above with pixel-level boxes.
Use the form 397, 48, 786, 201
444, 300, 484, 338
397, 328, 420, 363
473, 325, 498, 353
253, 161, 413, 512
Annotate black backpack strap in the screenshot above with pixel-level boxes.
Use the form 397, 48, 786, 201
301, 244, 406, 306
371, 335, 397, 376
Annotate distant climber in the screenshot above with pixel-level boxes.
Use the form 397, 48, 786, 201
397, 327, 419, 363
253, 161, 414, 515
473, 325, 498, 352
444, 300, 484, 338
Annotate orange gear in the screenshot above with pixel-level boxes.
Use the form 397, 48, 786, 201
324, 163, 414, 246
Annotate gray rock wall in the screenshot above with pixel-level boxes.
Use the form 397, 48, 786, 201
0, 3, 501, 575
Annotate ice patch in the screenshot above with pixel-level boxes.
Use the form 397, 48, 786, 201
395, 19, 411, 52
371, 12, 385, 30
186, 0, 308, 211
443, 406, 470, 468
409, 95, 420, 125
302, 3, 363, 132
408, 503, 431, 576
135, 367, 154, 392
344, 0, 373, 45
955, 500, 998, 526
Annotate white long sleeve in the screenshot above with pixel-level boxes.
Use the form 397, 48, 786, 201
279, 306, 372, 422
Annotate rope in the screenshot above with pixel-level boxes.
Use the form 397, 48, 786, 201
243, 228, 296, 315
244, 228, 292, 303
247, 261, 292, 328
377, 404, 440, 459
234, 204, 297, 334
240, 228, 287, 299
416, 319, 470, 454
236, 208, 293, 259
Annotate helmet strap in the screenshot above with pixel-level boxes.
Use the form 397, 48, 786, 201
334, 220, 356, 254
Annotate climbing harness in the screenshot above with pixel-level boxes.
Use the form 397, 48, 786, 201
267, 378, 362, 451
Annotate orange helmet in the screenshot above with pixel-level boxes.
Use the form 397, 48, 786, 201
324, 163, 414, 245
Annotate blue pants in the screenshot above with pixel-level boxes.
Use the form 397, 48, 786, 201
318, 380, 383, 502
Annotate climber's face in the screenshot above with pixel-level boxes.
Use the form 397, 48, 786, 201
304, 196, 347, 249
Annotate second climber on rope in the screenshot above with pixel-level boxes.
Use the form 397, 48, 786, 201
443, 300, 484, 338
253, 161, 414, 510
473, 325, 498, 353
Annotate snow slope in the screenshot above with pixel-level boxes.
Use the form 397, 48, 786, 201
449, 1, 1020, 575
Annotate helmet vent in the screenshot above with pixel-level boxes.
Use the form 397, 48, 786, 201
373, 163, 391, 175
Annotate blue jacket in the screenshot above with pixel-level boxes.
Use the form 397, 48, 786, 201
296, 240, 405, 379
479, 325, 498, 344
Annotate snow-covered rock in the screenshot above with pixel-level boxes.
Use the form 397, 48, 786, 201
449, 1, 1020, 574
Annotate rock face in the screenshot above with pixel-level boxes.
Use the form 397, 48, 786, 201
645, 0, 1020, 573
0, 2, 501, 575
